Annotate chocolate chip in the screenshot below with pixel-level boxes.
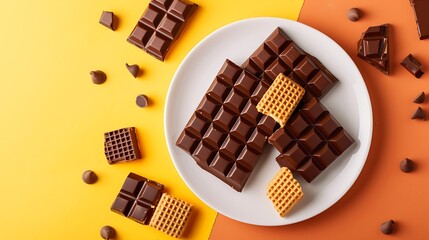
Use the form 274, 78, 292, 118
400, 158, 415, 172
126, 63, 140, 78
380, 220, 394, 234
347, 8, 362, 22
413, 91, 425, 103
99, 11, 118, 31
136, 94, 149, 108
82, 170, 98, 184
100, 225, 116, 240
411, 107, 425, 120
90, 70, 107, 84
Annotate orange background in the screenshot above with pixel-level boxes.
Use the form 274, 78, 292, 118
210, 0, 429, 239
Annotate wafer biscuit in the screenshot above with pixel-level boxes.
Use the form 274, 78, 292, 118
267, 167, 304, 217
149, 193, 192, 238
256, 73, 305, 127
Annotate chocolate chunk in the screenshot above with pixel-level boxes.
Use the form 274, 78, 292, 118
268, 98, 355, 182
99, 11, 118, 31
127, 0, 198, 61
347, 8, 362, 21
176, 59, 278, 192
401, 54, 424, 78
357, 24, 390, 74
380, 220, 394, 234
411, 107, 425, 120
413, 91, 425, 103
136, 94, 149, 108
90, 70, 107, 84
104, 127, 141, 164
409, 0, 429, 40
400, 158, 415, 172
100, 225, 116, 239
242, 28, 338, 104
82, 170, 97, 184
126, 63, 140, 78
110, 173, 164, 225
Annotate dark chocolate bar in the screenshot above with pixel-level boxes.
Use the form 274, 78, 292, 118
104, 127, 141, 164
176, 59, 278, 192
268, 98, 354, 182
111, 173, 164, 224
409, 0, 429, 40
242, 27, 338, 104
127, 0, 198, 61
357, 24, 390, 74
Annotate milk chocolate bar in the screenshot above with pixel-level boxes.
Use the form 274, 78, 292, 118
127, 0, 198, 61
268, 98, 354, 182
409, 0, 429, 40
242, 28, 338, 104
176, 59, 278, 192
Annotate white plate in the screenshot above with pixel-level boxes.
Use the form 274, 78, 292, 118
164, 18, 372, 226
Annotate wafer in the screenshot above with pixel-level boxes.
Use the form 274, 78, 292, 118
257, 73, 305, 127
149, 193, 192, 238
267, 167, 304, 217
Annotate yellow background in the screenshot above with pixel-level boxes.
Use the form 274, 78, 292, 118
0, 0, 302, 239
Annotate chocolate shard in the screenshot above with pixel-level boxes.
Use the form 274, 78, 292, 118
401, 54, 424, 78
409, 0, 429, 40
380, 220, 395, 234
357, 24, 390, 74
126, 63, 140, 78
400, 158, 415, 172
411, 106, 425, 120
413, 91, 425, 103
99, 11, 118, 31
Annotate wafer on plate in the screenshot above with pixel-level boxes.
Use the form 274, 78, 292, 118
267, 167, 304, 217
256, 73, 305, 127
149, 193, 192, 238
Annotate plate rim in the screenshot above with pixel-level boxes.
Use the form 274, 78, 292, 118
164, 17, 373, 226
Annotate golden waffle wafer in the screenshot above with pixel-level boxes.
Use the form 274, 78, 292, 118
256, 73, 305, 127
149, 193, 192, 238
267, 167, 304, 217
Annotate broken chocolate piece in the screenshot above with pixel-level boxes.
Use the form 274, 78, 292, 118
99, 11, 118, 31
380, 220, 395, 234
401, 54, 424, 78
413, 91, 425, 103
347, 8, 362, 22
400, 158, 415, 172
357, 24, 390, 74
126, 63, 140, 78
90, 70, 107, 84
409, 0, 429, 40
411, 107, 425, 120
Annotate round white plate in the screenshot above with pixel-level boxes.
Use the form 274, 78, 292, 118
164, 18, 372, 226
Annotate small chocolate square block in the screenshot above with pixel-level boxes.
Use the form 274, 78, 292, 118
268, 98, 354, 182
127, 0, 198, 61
111, 173, 164, 224
104, 127, 141, 164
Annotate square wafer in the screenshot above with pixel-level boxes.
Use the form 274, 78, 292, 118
256, 73, 305, 127
149, 193, 192, 238
267, 167, 304, 217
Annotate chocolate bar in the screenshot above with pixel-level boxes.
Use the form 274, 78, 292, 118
242, 28, 338, 104
176, 59, 278, 192
127, 0, 198, 61
104, 127, 141, 164
357, 24, 390, 74
111, 173, 164, 224
401, 54, 424, 78
409, 0, 429, 40
268, 98, 354, 182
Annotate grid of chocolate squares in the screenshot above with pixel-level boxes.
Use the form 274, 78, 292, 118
176, 27, 356, 216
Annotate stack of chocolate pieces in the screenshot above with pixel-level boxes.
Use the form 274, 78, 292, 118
176, 27, 355, 193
